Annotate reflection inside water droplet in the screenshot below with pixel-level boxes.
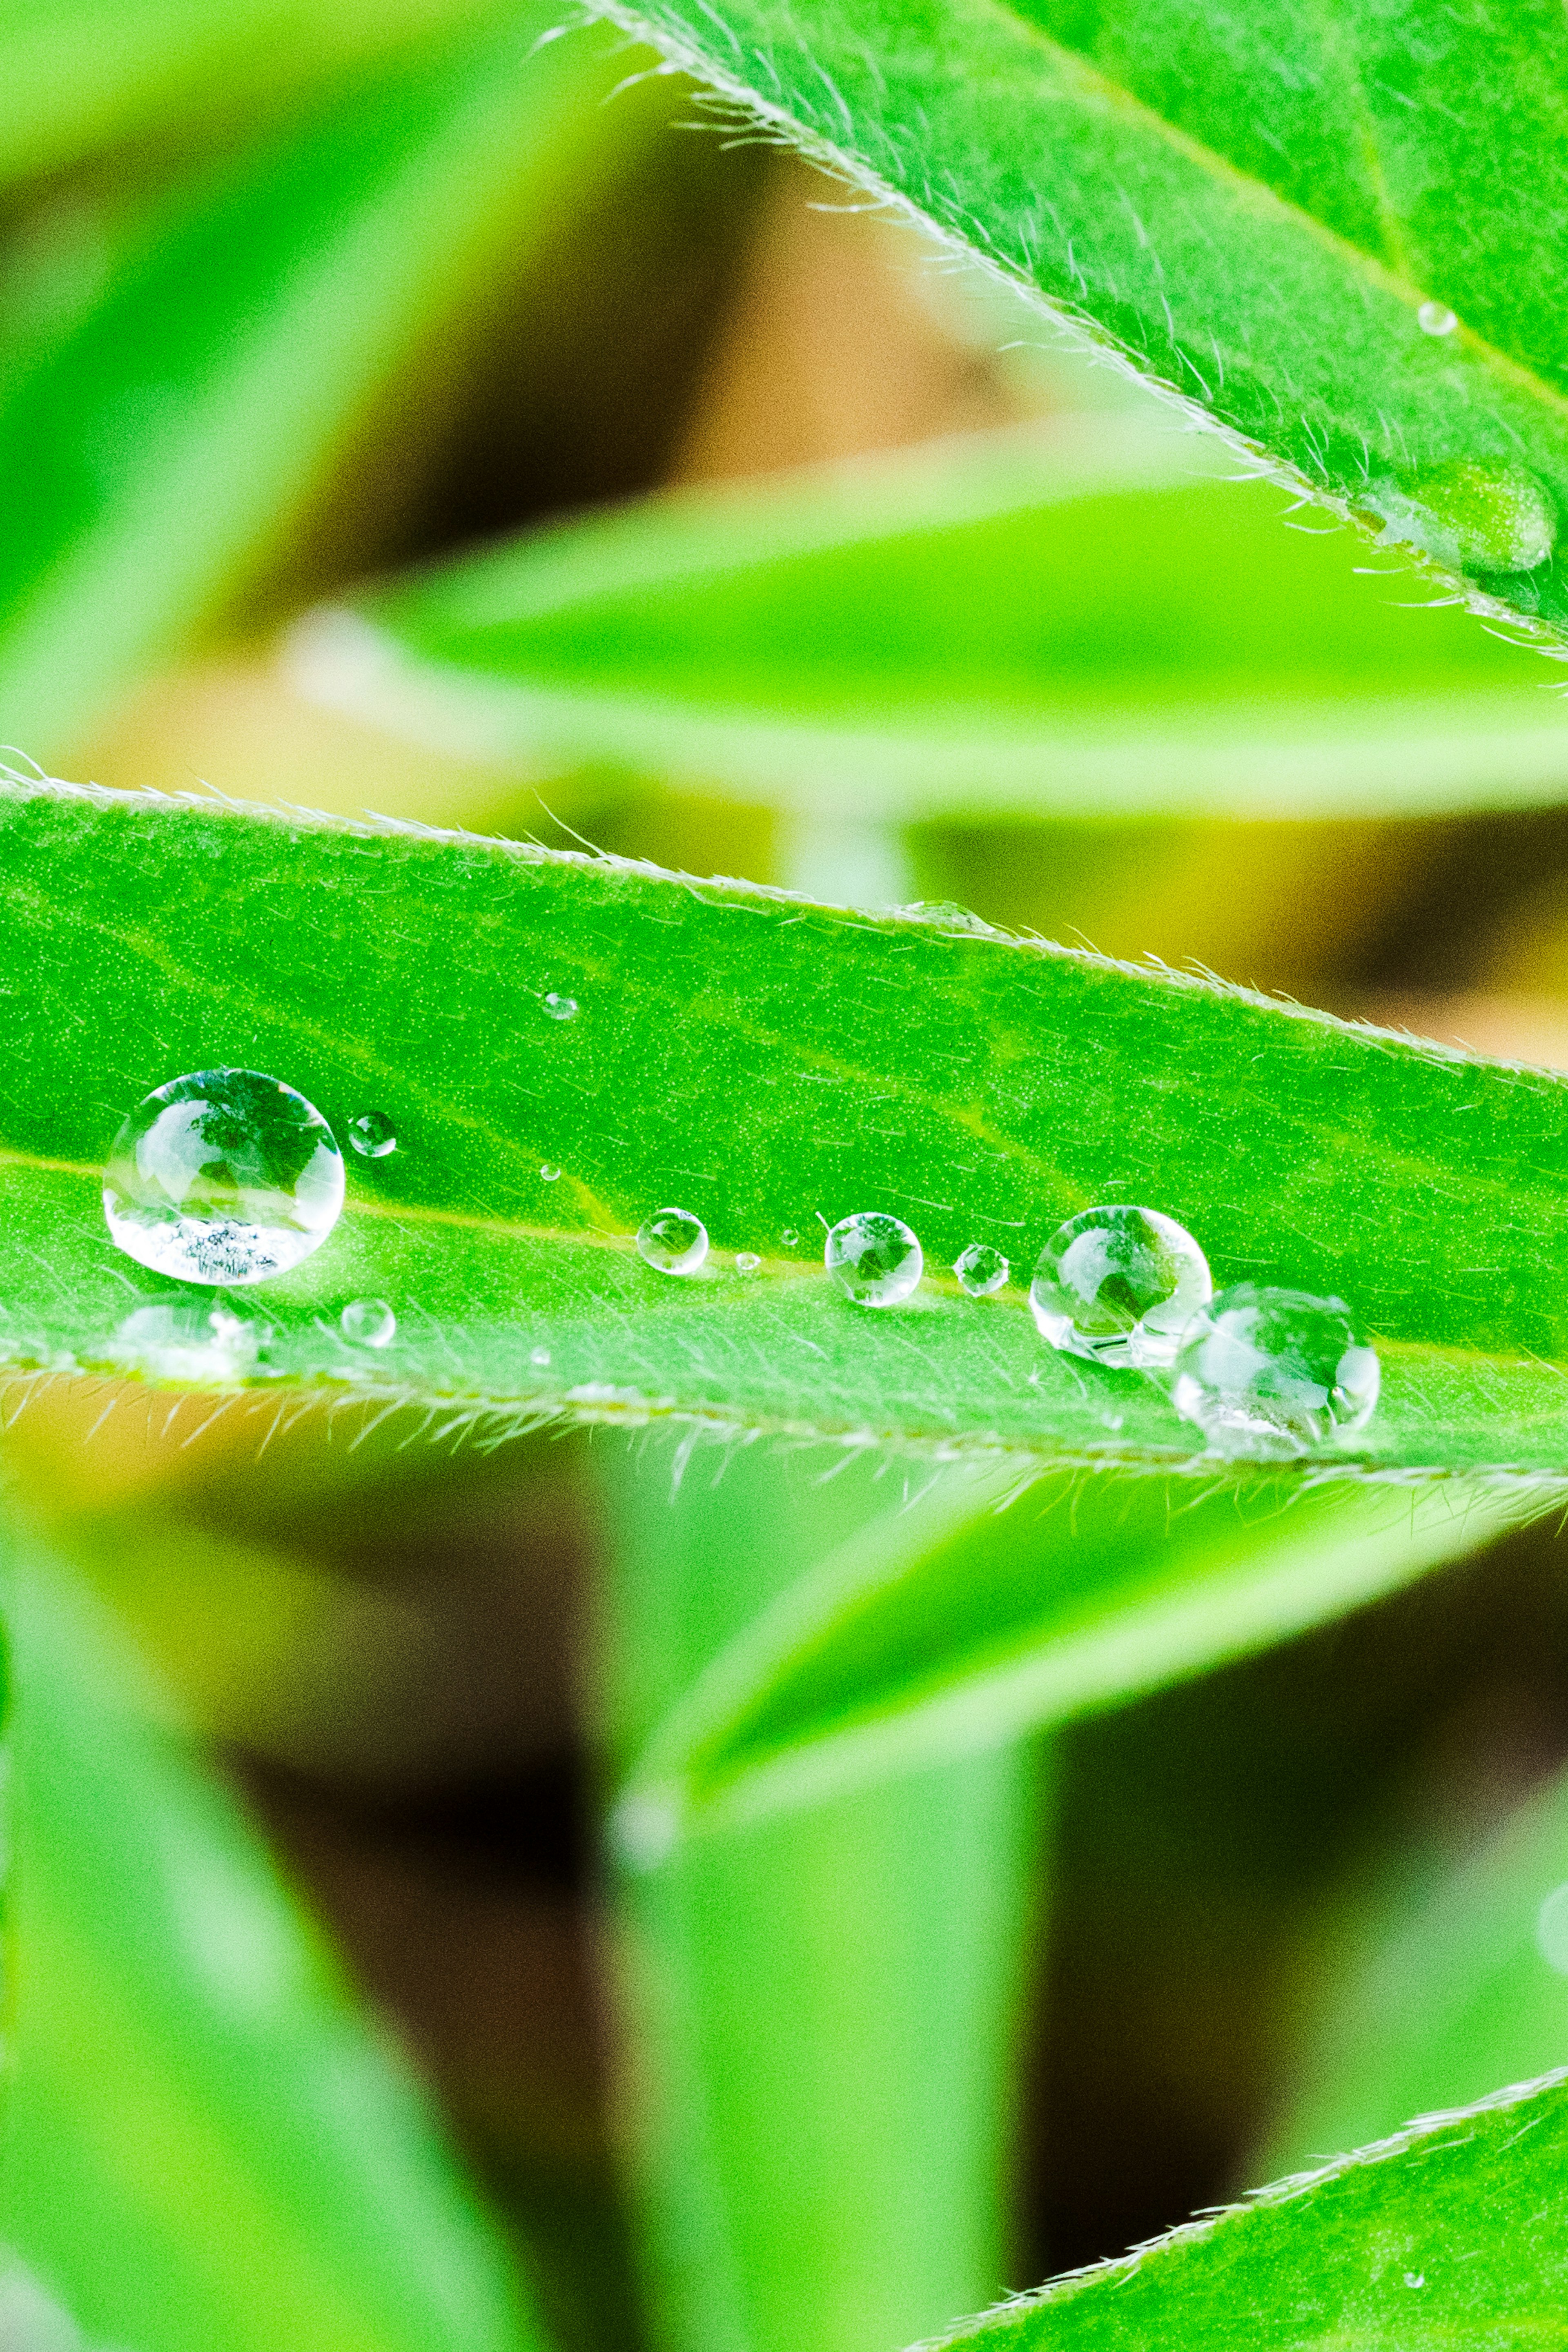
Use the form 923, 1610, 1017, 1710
1172, 1283, 1380, 1457
825, 1212, 923, 1307
543, 992, 579, 1021
637, 1207, 709, 1276
102, 1068, 343, 1285
347, 1110, 396, 1158
954, 1241, 1008, 1296
340, 1296, 396, 1348
1031, 1205, 1209, 1368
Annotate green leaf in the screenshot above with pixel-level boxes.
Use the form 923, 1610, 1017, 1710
588, 0, 1568, 643
599, 1438, 1041, 2352
307, 416, 1568, 822
929, 2068, 1568, 2350
1260, 1754, 1568, 2178
6, 773, 1568, 1483
0, 7, 622, 757
0, 1524, 546, 2352
614, 1476, 1511, 1839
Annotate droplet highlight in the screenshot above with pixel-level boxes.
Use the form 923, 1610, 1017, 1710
340, 1296, 396, 1349
637, 1207, 709, 1276
1417, 300, 1457, 337
735, 1250, 761, 1274
103, 1069, 343, 1286
1172, 1283, 1381, 1458
954, 1242, 1008, 1297
1030, 1205, 1209, 1368
825, 1212, 923, 1308
543, 992, 579, 1021
347, 1110, 396, 1159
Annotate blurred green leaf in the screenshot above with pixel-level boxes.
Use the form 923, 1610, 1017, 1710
0, 1523, 548, 2352
590, 0, 1568, 643
309, 418, 1568, 822
1260, 1755, 1568, 2178
615, 1477, 1510, 1839
931, 2069, 1568, 2350
7, 776, 1568, 1482
0, 6, 624, 756
600, 1440, 1040, 2352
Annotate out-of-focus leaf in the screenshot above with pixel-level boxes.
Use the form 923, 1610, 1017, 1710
1260, 1756, 1568, 2178
0, 7, 624, 757
7, 777, 1568, 1485
600, 1439, 1040, 2352
929, 2069, 1568, 2350
0, 1526, 549, 2352
590, 0, 1568, 646
614, 1476, 1508, 1839
299, 419, 1568, 822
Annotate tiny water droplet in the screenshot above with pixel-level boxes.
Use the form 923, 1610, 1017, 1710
540, 1163, 561, 1183
637, 1207, 709, 1276
103, 1068, 343, 1286
825, 1212, 922, 1307
1031, 1205, 1209, 1368
781, 1228, 800, 1247
1536, 1880, 1568, 1973
340, 1296, 396, 1348
954, 1241, 1008, 1297
1172, 1283, 1380, 1457
735, 1250, 761, 1273
107, 1299, 264, 1383
1417, 300, 1457, 337
543, 992, 579, 1021
531, 1345, 552, 1368
898, 898, 988, 931
347, 1109, 396, 1159
1403, 2275, 1426, 2291
1365, 457, 1557, 574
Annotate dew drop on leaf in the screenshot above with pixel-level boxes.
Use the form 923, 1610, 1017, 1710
1417, 300, 1457, 336
102, 1068, 343, 1286
1366, 458, 1556, 574
735, 1251, 761, 1273
1030, 1205, 1209, 1367
347, 1109, 396, 1158
540, 1163, 561, 1183
340, 1296, 396, 1348
953, 1241, 1008, 1296
825, 1212, 923, 1307
637, 1207, 709, 1276
1171, 1283, 1380, 1457
780, 1228, 800, 1247
543, 992, 579, 1021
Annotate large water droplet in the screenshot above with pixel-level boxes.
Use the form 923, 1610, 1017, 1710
954, 1241, 1008, 1296
825, 1212, 923, 1307
1366, 458, 1557, 574
543, 992, 578, 1021
347, 1110, 396, 1159
1172, 1283, 1380, 1457
103, 1069, 343, 1286
637, 1207, 709, 1276
340, 1296, 396, 1348
107, 1299, 265, 1383
1417, 300, 1457, 337
1030, 1205, 1209, 1368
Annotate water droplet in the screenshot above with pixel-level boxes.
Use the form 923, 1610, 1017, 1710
899, 899, 988, 933
1030, 1205, 1209, 1368
1365, 458, 1557, 574
102, 1069, 343, 1286
531, 1345, 552, 1368
106, 1299, 264, 1383
954, 1241, 1009, 1296
735, 1250, 761, 1273
1403, 2273, 1425, 2290
1536, 1880, 1568, 1973
1172, 1283, 1380, 1457
781, 1228, 801, 1247
825, 1212, 923, 1307
340, 1296, 395, 1348
540, 1163, 561, 1183
543, 992, 579, 1021
1417, 300, 1457, 337
637, 1207, 709, 1276
347, 1109, 396, 1159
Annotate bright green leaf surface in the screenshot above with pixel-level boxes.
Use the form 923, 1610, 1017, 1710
7, 776, 1568, 1483
592, 0, 1568, 644
0, 7, 618, 757
617, 1476, 1510, 1837
1261, 1755, 1568, 2178
314, 417, 1568, 821
0, 1530, 545, 2352
601, 1439, 1040, 2352
931, 2068, 1568, 2350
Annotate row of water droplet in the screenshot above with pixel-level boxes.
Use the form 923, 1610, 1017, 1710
96, 1067, 1377, 1457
